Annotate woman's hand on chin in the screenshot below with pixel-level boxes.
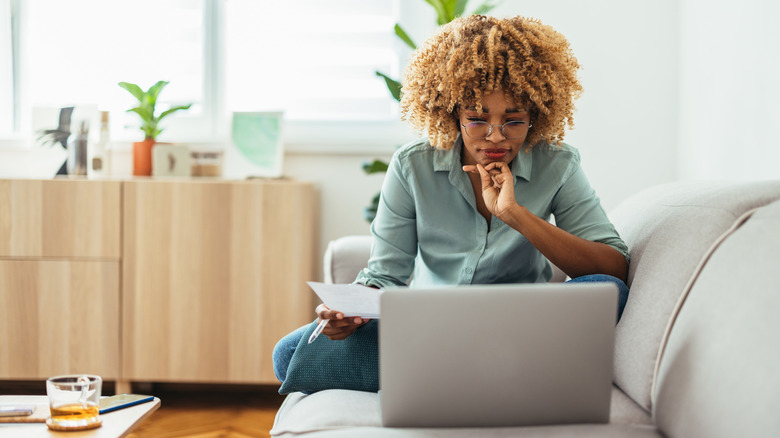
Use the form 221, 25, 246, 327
463, 161, 518, 220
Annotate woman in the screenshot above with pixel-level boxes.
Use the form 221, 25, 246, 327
274, 15, 629, 381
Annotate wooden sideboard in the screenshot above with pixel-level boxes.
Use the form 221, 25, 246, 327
0, 178, 315, 387
0, 179, 121, 380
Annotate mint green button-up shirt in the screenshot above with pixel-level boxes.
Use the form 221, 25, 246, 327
355, 137, 629, 289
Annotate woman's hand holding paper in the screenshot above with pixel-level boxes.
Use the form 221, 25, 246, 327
316, 304, 369, 341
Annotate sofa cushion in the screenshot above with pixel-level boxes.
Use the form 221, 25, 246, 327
278, 320, 379, 395
653, 199, 780, 438
607, 181, 780, 411
271, 386, 652, 437
610, 387, 653, 426
271, 390, 381, 436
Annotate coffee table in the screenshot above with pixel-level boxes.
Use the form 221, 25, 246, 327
0, 395, 160, 437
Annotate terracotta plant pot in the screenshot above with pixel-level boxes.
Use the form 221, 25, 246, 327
133, 140, 156, 176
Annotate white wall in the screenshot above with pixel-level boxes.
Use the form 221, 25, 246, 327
490, 0, 679, 209
284, 151, 389, 279
678, 0, 780, 181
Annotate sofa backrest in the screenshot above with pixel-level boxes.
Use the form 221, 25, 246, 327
608, 181, 780, 412
653, 198, 780, 438
324, 235, 373, 284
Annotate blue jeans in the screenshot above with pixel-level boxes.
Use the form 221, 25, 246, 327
272, 275, 630, 384
273, 323, 309, 383
566, 274, 629, 322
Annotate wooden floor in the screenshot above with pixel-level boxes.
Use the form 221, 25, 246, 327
1, 381, 285, 438
127, 384, 284, 438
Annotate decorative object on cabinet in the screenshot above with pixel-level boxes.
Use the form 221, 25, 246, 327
66, 120, 89, 176
36, 106, 73, 176
191, 150, 224, 177
118, 81, 192, 176
152, 144, 191, 177
89, 110, 111, 177
226, 111, 284, 179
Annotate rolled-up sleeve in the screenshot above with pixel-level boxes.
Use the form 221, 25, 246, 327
552, 163, 630, 262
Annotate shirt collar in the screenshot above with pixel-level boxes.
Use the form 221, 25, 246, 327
433, 134, 533, 182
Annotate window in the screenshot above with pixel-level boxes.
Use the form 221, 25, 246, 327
4, 0, 409, 150
15, 0, 208, 142
225, 0, 398, 121
223, 0, 412, 149
0, 0, 13, 134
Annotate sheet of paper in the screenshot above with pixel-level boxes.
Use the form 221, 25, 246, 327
307, 281, 381, 319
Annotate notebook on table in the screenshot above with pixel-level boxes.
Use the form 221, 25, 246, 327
379, 282, 618, 428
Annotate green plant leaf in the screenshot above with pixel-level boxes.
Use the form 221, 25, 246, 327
149, 127, 162, 140
375, 71, 402, 102
470, 0, 501, 16
158, 104, 192, 122
362, 159, 389, 175
140, 121, 159, 140
118, 82, 145, 102
363, 191, 381, 222
442, 0, 459, 21
394, 24, 417, 50
128, 106, 153, 122
119, 80, 190, 142
454, 0, 469, 17
424, 0, 451, 25
146, 81, 169, 105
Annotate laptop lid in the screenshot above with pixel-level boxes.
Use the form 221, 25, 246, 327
379, 282, 617, 428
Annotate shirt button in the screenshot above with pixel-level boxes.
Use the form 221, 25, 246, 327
465, 267, 473, 274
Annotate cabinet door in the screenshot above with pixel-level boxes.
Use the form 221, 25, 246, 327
122, 180, 315, 383
0, 179, 121, 258
0, 260, 120, 379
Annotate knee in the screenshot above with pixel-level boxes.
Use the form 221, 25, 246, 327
272, 324, 309, 383
272, 340, 290, 383
567, 274, 630, 322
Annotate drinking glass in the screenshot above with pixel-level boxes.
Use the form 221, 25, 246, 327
46, 375, 102, 430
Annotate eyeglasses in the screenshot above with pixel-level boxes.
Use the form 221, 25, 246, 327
461, 120, 531, 140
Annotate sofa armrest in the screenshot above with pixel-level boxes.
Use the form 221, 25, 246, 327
323, 235, 373, 284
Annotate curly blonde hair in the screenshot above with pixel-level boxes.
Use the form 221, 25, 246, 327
400, 15, 582, 150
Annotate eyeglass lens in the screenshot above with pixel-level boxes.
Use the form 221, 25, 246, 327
463, 121, 528, 139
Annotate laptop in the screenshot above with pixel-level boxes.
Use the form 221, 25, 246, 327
379, 282, 617, 428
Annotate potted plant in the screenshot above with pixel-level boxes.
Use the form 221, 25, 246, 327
118, 80, 191, 175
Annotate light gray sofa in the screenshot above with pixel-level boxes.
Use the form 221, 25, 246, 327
271, 181, 780, 438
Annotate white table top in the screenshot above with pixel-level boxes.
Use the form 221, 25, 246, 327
0, 395, 160, 437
